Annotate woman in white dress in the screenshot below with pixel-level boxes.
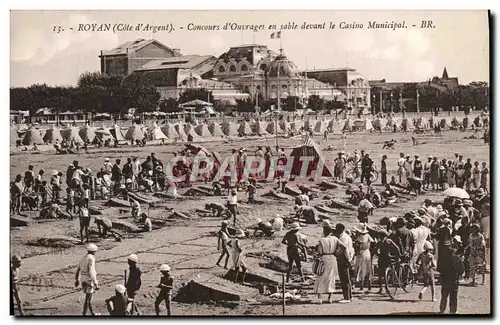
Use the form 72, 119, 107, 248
353, 225, 374, 291
313, 221, 345, 304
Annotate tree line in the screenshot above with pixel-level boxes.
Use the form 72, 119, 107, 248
370, 82, 489, 114
11, 72, 488, 118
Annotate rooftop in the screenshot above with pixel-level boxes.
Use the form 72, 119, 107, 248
302, 67, 356, 73
101, 39, 181, 56
137, 55, 216, 71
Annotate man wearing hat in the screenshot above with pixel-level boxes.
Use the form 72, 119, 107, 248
50, 170, 61, 203
228, 229, 248, 283
413, 155, 422, 179
393, 217, 414, 262
334, 223, 354, 303
11, 255, 24, 315
155, 264, 173, 316
131, 156, 141, 191
423, 156, 432, 189
360, 153, 374, 185
105, 284, 128, 316
103, 158, 113, 175
282, 222, 307, 283
125, 254, 142, 315
75, 244, 99, 316
380, 155, 388, 185
227, 189, 238, 226
216, 220, 231, 268
397, 153, 406, 184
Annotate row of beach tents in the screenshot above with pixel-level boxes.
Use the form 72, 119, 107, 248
11, 115, 481, 146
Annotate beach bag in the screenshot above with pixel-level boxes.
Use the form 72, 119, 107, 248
312, 258, 325, 276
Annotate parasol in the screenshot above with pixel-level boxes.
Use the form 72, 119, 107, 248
443, 187, 470, 199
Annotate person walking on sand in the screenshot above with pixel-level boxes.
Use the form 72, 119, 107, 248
216, 220, 231, 269
228, 229, 248, 283
353, 224, 374, 292
78, 205, 91, 244
75, 244, 99, 316
155, 264, 173, 316
335, 223, 354, 303
313, 221, 346, 304
467, 224, 486, 286
125, 254, 142, 315
282, 222, 308, 283
10, 255, 24, 316
416, 241, 437, 302
438, 243, 465, 314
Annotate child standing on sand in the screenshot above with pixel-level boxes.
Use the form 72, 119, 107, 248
416, 241, 437, 302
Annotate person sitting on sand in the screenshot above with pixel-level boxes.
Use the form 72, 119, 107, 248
130, 199, 141, 222
105, 284, 127, 316
138, 213, 152, 232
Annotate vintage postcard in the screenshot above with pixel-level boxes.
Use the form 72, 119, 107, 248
10, 10, 490, 316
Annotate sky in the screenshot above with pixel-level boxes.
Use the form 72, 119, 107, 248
10, 10, 489, 87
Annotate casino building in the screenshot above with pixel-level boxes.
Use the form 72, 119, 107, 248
101, 39, 369, 110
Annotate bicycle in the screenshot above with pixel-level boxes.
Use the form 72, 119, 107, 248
345, 165, 379, 183
383, 257, 414, 300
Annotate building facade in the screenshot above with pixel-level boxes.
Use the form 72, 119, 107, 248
101, 39, 367, 110
301, 68, 371, 113
100, 39, 182, 76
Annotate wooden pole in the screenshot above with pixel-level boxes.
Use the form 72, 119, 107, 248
282, 273, 286, 316
124, 270, 127, 286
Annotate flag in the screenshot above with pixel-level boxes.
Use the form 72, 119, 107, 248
270, 31, 281, 39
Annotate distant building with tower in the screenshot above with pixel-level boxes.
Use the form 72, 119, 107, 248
100, 39, 372, 110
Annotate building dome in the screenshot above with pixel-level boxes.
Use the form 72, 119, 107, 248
266, 51, 300, 78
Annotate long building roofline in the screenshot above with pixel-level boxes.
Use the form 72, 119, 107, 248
302, 67, 356, 72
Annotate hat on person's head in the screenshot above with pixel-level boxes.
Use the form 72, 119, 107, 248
417, 208, 426, 215
438, 210, 448, 218
322, 220, 332, 229
115, 284, 126, 294
355, 224, 369, 234
423, 241, 434, 251
160, 264, 171, 272
428, 156, 433, 159
234, 229, 246, 238
86, 243, 98, 252
453, 235, 462, 244
395, 217, 406, 227
290, 222, 301, 230
471, 223, 481, 232
105, 158, 110, 162
476, 188, 485, 196
382, 154, 387, 159
256, 218, 262, 224
128, 254, 138, 263
275, 213, 282, 219
69, 163, 74, 167
126, 178, 133, 184
231, 189, 237, 195
436, 204, 443, 211
414, 216, 423, 223
148, 170, 153, 176
443, 218, 452, 226
221, 220, 229, 226
52, 170, 58, 176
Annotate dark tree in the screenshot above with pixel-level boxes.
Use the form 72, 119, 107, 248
307, 95, 324, 111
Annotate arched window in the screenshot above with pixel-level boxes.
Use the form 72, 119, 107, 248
259, 64, 267, 71
218, 65, 225, 73
241, 64, 248, 72
282, 84, 288, 89
229, 65, 236, 72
